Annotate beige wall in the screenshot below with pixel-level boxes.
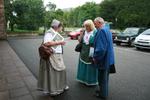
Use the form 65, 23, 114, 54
0, 0, 6, 39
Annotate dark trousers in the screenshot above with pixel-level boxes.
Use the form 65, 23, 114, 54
98, 69, 109, 97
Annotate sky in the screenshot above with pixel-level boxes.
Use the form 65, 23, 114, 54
43, 0, 103, 9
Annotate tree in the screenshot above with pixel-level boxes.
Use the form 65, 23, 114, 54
46, 2, 56, 11
4, 0, 45, 31
14, 0, 45, 30
4, 0, 150, 31
98, 0, 150, 29
4, 0, 17, 31
66, 2, 100, 27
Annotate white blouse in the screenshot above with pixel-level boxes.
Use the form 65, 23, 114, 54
83, 30, 94, 45
43, 28, 62, 54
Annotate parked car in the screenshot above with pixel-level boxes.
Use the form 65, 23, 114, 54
67, 28, 82, 39
134, 29, 150, 49
110, 29, 120, 42
114, 27, 147, 46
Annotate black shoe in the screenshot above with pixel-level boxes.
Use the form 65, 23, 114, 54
99, 96, 107, 100
95, 89, 100, 94
95, 92, 100, 97
94, 93, 107, 100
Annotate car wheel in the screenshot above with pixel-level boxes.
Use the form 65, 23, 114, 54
128, 42, 132, 46
129, 39, 135, 46
116, 43, 121, 46
136, 47, 141, 50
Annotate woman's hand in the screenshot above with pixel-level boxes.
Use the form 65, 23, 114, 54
60, 41, 66, 45
43, 41, 65, 47
78, 29, 84, 42
57, 41, 66, 45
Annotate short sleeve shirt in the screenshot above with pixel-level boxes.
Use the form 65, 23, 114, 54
43, 32, 62, 54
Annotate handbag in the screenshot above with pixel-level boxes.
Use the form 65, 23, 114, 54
109, 64, 116, 74
75, 43, 82, 52
38, 43, 53, 60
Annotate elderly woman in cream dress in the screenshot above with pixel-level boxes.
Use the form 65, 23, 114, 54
37, 19, 69, 96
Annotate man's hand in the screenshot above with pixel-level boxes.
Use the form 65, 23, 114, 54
92, 58, 98, 64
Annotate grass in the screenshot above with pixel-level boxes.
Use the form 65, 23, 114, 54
64, 27, 81, 31
6, 27, 81, 36
7, 28, 44, 35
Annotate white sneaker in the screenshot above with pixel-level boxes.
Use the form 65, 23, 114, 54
64, 86, 69, 91
50, 92, 61, 96
43, 91, 50, 95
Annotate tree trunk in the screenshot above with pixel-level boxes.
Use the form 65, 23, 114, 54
10, 23, 14, 31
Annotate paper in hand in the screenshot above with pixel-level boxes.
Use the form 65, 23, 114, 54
89, 47, 94, 57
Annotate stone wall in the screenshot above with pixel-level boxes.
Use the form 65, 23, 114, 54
0, 0, 6, 39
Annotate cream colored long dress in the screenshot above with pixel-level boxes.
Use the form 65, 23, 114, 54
37, 28, 67, 95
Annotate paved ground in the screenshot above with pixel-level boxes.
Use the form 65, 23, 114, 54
0, 40, 53, 100
7, 36, 150, 100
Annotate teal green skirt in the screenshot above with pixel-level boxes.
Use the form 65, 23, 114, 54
76, 59, 98, 85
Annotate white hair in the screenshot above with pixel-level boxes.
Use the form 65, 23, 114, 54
94, 17, 105, 24
51, 19, 60, 27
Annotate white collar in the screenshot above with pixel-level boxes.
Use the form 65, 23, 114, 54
85, 30, 93, 34
49, 28, 59, 34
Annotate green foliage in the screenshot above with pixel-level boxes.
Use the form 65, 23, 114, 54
4, 0, 150, 32
46, 2, 56, 11
14, 0, 45, 30
44, 2, 100, 28
100, 0, 150, 29
44, 9, 64, 29
4, 0, 45, 31
4, 0, 17, 31
66, 2, 100, 27
6, 28, 42, 34
63, 0, 150, 28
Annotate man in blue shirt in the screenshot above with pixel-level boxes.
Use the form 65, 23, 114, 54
93, 17, 115, 99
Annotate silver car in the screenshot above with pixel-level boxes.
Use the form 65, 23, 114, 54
134, 29, 150, 49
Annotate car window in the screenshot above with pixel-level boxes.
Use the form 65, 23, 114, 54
138, 28, 146, 34
123, 28, 139, 35
142, 29, 150, 35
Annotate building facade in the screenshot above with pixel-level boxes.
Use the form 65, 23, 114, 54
0, 0, 6, 39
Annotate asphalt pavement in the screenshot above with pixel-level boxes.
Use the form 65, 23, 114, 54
8, 36, 150, 100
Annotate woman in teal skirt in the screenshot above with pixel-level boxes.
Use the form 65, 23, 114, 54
77, 19, 98, 86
